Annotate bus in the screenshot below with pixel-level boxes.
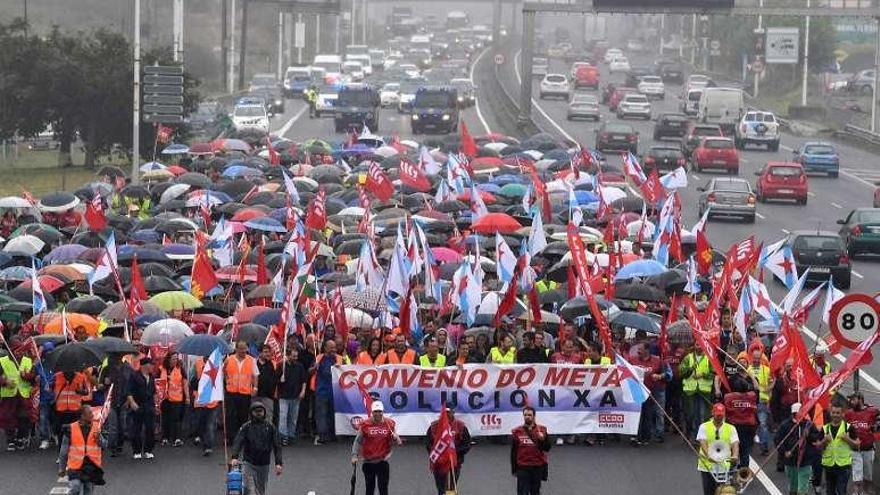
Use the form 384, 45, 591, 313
312, 54, 343, 82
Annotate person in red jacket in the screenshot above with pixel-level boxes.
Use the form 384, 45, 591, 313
846, 392, 879, 495
510, 406, 552, 495
351, 401, 402, 495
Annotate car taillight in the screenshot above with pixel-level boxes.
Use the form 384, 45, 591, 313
645, 157, 655, 165
628, 135, 637, 142
677, 158, 686, 166
600, 132, 610, 140
747, 194, 756, 205
799, 174, 806, 183
840, 253, 850, 264
707, 193, 716, 202
852, 225, 862, 236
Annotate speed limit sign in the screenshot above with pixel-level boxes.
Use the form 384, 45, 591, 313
829, 293, 880, 350
495, 54, 505, 65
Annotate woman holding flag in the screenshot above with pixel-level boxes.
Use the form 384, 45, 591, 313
426, 402, 472, 495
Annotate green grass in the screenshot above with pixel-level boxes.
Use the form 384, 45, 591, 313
0, 148, 101, 196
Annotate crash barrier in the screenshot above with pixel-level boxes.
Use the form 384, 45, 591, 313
332, 363, 645, 436
835, 123, 880, 149
477, 43, 542, 139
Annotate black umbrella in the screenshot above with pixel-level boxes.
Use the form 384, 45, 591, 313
120, 184, 151, 199
539, 288, 567, 307
235, 323, 268, 345
39, 191, 79, 211
609, 311, 662, 334
65, 295, 108, 315
614, 283, 669, 303
97, 165, 126, 177
335, 239, 366, 256
141, 275, 184, 294
558, 296, 616, 321
44, 342, 103, 373
218, 179, 255, 197
138, 262, 177, 278
82, 337, 138, 356
176, 172, 212, 188
117, 248, 171, 264
435, 200, 467, 213
177, 334, 231, 357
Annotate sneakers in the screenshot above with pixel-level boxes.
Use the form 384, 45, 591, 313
203, 448, 212, 457
6, 443, 15, 452
144, 452, 155, 459
133, 453, 143, 460
39, 440, 49, 450
161, 439, 169, 446
193, 436, 201, 446
313, 437, 323, 446
173, 439, 183, 447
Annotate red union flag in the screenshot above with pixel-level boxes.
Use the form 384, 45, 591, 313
567, 223, 614, 356
429, 404, 458, 474
305, 187, 327, 230
366, 161, 395, 202
688, 304, 731, 393
84, 195, 107, 232
399, 157, 432, 192
331, 287, 349, 341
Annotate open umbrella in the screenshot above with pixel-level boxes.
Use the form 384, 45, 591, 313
83, 336, 138, 356
65, 295, 108, 315
149, 291, 204, 311
4, 234, 45, 255
0, 196, 36, 209
44, 342, 103, 373
142, 318, 194, 346
100, 300, 166, 321
176, 334, 231, 356
614, 259, 668, 281
11, 223, 64, 244
470, 213, 522, 234
44, 313, 101, 336
609, 311, 662, 334
44, 244, 88, 264
244, 217, 287, 233
38, 192, 80, 212
614, 283, 669, 303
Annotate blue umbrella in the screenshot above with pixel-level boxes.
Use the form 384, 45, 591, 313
179, 276, 224, 297
202, 190, 233, 203
252, 308, 281, 327
0, 265, 33, 282
161, 243, 196, 258
615, 259, 668, 281
490, 174, 527, 186
574, 191, 598, 205
476, 183, 500, 194
117, 246, 171, 264
130, 229, 162, 243
222, 165, 263, 178
135, 313, 165, 327
44, 244, 88, 264
176, 334, 231, 357
162, 143, 190, 155
244, 217, 287, 233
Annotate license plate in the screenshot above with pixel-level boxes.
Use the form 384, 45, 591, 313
612, 135, 625, 140
777, 189, 793, 194
713, 160, 727, 165
868, 227, 880, 234
812, 267, 830, 273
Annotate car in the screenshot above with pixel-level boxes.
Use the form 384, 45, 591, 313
875, 188, 880, 208
342, 60, 366, 81
567, 95, 600, 121
659, 64, 684, 84
595, 122, 639, 153
653, 113, 689, 140
547, 43, 572, 58
314, 85, 339, 117
603, 48, 624, 64
624, 67, 654, 88
643, 145, 686, 173
616, 93, 652, 120
333, 84, 380, 133
681, 88, 704, 116
570, 61, 592, 79
368, 49, 386, 71
697, 177, 756, 223
379, 83, 401, 107
399, 63, 420, 78
248, 73, 278, 93
397, 82, 420, 113
626, 39, 645, 52
450, 78, 476, 107
248, 87, 285, 115
608, 86, 637, 111
346, 54, 373, 76
754, 162, 808, 204
792, 142, 840, 177
573, 66, 600, 90
682, 122, 724, 159
692, 137, 739, 174
637, 76, 666, 99
838, 208, 880, 259
847, 69, 875, 94
231, 103, 269, 133
686, 74, 713, 91
787, 231, 852, 288
532, 57, 549, 78
609, 56, 631, 73
283, 66, 312, 97
186, 101, 224, 135
539, 74, 570, 100
411, 86, 459, 134
735, 110, 780, 151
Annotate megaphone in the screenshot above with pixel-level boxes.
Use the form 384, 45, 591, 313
708, 440, 731, 463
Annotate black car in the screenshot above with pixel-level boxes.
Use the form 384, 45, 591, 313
186, 101, 225, 135
659, 64, 684, 84
411, 86, 459, 134
653, 113, 690, 140
643, 145, 686, 172
249, 88, 285, 115
787, 231, 852, 289
595, 122, 638, 154
333, 84, 380, 133
625, 67, 654, 87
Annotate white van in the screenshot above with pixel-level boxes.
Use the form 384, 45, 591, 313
698, 87, 744, 134
313, 54, 343, 82
345, 54, 373, 76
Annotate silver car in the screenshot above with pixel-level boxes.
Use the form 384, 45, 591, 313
697, 177, 757, 223
567, 94, 600, 121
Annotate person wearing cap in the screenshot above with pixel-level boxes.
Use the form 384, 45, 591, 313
775, 403, 823, 495
126, 357, 156, 459
510, 406, 552, 495
425, 403, 471, 495
696, 403, 740, 495
846, 392, 878, 495
819, 404, 861, 495
351, 400, 402, 495
230, 402, 283, 495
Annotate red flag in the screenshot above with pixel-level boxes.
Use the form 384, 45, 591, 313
266, 136, 281, 166
696, 229, 713, 276
567, 224, 614, 357
399, 157, 432, 192
566, 264, 578, 299
331, 287, 350, 341
356, 380, 374, 413
390, 133, 406, 154
191, 232, 218, 299
285, 195, 297, 231
366, 161, 395, 202
688, 304, 731, 393
494, 257, 525, 327
460, 121, 477, 159
429, 404, 458, 474
256, 242, 269, 285
659, 295, 676, 361
305, 187, 327, 230
526, 163, 551, 222
156, 124, 174, 144
84, 195, 107, 232
263, 325, 284, 364
640, 168, 663, 205
668, 221, 683, 263
129, 255, 148, 302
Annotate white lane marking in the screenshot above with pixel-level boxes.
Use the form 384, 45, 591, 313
470, 47, 493, 135
57, 478, 67, 483
750, 457, 784, 495
830, 202, 843, 209
841, 169, 878, 189
277, 104, 308, 137
691, 173, 701, 181
780, 144, 794, 152
49, 488, 69, 495
781, 228, 790, 234
513, 52, 577, 143
807, 191, 815, 197
755, 212, 766, 219
852, 270, 864, 279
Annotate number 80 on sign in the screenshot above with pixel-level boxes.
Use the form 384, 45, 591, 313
829, 293, 880, 350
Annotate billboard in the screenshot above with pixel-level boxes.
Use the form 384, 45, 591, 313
593, 0, 734, 9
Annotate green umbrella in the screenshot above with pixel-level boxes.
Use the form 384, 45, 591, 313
149, 290, 204, 311
498, 183, 528, 198
302, 138, 333, 154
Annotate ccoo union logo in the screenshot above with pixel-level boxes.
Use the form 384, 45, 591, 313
598, 413, 625, 429
350, 416, 366, 430
480, 414, 502, 431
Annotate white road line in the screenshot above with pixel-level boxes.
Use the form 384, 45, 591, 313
691, 173, 701, 181
852, 270, 864, 279
807, 191, 815, 197
276, 104, 308, 137
780, 144, 794, 152
781, 228, 790, 234
755, 212, 766, 219
470, 47, 493, 135
513, 52, 577, 143
840, 169, 878, 189
49, 488, 69, 495
830, 202, 843, 209
750, 457, 784, 495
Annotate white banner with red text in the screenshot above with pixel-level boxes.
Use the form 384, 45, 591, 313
332, 364, 645, 436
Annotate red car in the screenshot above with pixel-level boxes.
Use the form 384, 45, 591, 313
692, 137, 739, 174
755, 162, 808, 204
608, 87, 637, 111
874, 186, 880, 207
574, 66, 600, 89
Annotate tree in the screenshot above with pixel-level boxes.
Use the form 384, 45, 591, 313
0, 20, 54, 142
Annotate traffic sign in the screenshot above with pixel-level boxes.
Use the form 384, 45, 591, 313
765, 27, 799, 64
495, 53, 505, 65
144, 74, 184, 85
829, 293, 880, 350
144, 94, 184, 105
144, 65, 184, 76
142, 114, 184, 124
143, 104, 185, 114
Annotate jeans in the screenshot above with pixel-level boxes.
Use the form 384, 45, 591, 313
362, 460, 390, 495
825, 465, 850, 495
194, 407, 218, 450
314, 395, 334, 440
756, 402, 770, 450
243, 461, 270, 495
652, 389, 666, 439
734, 424, 756, 468
109, 405, 127, 452
39, 402, 52, 441
686, 393, 709, 439
131, 409, 156, 454
68, 478, 94, 495
278, 398, 301, 441
516, 466, 544, 495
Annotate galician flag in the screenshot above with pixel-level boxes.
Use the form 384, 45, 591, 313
196, 347, 225, 405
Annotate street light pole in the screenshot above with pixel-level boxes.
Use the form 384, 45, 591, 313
801, 0, 810, 106
873, 16, 879, 132
132, 0, 142, 183
754, 0, 762, 98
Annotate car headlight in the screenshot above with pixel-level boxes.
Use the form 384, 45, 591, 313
442, 114, 450, 121
423, 59, 430, 64
457, 96, 464, 102
412, 114, 420, 120
275, 99, 282, 106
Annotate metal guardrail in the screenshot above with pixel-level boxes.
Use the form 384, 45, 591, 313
474, 42, 541, 140
838, 124, 880, 147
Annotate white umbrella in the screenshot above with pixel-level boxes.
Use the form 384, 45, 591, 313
483, 142, 508, 153
159, 183, 191, 204
345, 308, 373, 329
599, 186, 627, 203
626, 220, 656, 238
140, 161, 166, 172
3, 234, 45, 255
337, 206, 366, 217
522, 150, 543, 160
185, 194, 224, 208
374, 146, 399, 158
292, 176, 319, 190
142, 318, 194, 346
0, 196, 35, 209
399, 139, 420, 150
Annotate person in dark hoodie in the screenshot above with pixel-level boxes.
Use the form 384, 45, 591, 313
230, 402, 283, 495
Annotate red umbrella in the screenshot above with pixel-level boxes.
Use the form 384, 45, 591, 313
234, 305, 272, 323
19, 274, 67, 293
231, 208, 267, 222
188, 312, 228, 332
471, 156, 504, 170
216, 265, 258, 283
165, 165, 188, 176
414, 210, 453, 222
431, 247, 463, 263
188, 143, 213, 155
502, 156, 534, 168
457, 190, 496, 205
470, 213, 523, 234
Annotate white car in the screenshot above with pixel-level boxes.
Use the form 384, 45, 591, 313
346, 54, 373, 76
232, 104, 269, 132
637, 76, 666, 99
532, 57, 549, 78
399, 63, 420, 78
315, 87, 338, 117
604, 48, 624, 64
735, 110, 780, 151
681, 88, 704, 115
342, 60, 365, 81
380, 83, 401, 107
686, 74, 712, 91
609, 56, 631, 73
539, 74, 570, 99
616, 93, 652, 120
